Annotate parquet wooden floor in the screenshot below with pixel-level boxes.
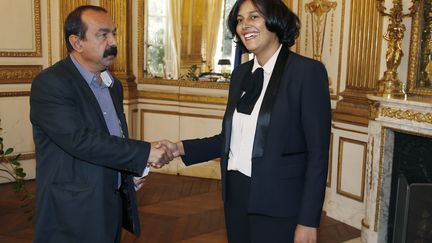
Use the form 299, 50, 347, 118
0, 173, 360, 243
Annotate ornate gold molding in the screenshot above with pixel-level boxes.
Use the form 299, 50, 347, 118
380, 107, 432, 124
0, 0, 42, 57
142, 78, 229, 90
374, 126, 386, 232
139, 91, 227, 105
137, 0, 145, 82
305, 0, 337, 61
0, 91, 30, 97
327, 133, 333, 187
0, 65, 42, 84
407, 0, 432, 95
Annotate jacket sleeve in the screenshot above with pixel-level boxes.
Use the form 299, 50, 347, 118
297, 61, 331, 227
181, 134, 224, 166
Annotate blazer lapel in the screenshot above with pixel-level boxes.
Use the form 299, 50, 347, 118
223, 61, 253, 154
252, 46, 290, 158
109, 84, 129, 138
63, 56, 108, 131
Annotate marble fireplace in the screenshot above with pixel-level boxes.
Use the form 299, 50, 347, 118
362, 95, 432, 243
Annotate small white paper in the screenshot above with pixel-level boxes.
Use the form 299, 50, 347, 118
142, 166, 150, 177
100, 70, 113, 87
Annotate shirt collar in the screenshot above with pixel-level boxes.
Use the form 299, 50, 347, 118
252, 44, 283, 76
70, 54, 113, 88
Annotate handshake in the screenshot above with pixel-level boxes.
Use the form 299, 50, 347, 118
147, 140, 185, 169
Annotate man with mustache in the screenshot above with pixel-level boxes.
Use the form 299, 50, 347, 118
30, 5, 172, 243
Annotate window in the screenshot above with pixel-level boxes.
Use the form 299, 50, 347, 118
214, 0, 238, 73
145, 0, 167, 78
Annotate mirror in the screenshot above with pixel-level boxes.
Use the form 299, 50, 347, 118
407, 0, 432, 95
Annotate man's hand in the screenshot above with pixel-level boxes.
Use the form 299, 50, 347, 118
294, 224, 317, 243
147, 141, 174, 168
157, 140, 185, 157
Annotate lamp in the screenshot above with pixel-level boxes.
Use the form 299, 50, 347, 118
218, 59, 232, 79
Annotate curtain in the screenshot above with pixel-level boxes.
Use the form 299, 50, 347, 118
167, 0, 183, 79
205, 0, 223, 71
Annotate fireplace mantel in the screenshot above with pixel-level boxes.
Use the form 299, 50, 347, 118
362, 95, 432, 242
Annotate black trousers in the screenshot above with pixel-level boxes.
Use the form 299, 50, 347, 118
224, 170, 297, 243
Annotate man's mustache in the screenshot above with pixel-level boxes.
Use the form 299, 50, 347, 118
103, 46, 117, 58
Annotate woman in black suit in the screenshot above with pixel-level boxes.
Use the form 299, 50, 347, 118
160, 0, 331, 242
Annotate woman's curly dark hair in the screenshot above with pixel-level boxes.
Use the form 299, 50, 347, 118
227, 0, 300, 52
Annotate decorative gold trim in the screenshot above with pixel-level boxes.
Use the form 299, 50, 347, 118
331, 123, 369, 135
374, 126, 386, 232
345, 0, 383, 91
0, 91, 30, 97
0, 65, 42, 84
305, 0, 337, 62
335, 0, 345, 99
336, 137, 367, 202
47, 0, 52, 65
407, 0, 432, 95
137, 0, 144, 82
142, 78, 229, 90
299, 0, 345, 99
0, 0, 42, 57
139, 91, 227, 105
380, 107, 432, 124
327, 133, 333, 187
296, 0, 304, 53
369, 137, 374, 190
100, 0, 131, 75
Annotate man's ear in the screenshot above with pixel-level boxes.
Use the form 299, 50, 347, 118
68, 35, 83, 52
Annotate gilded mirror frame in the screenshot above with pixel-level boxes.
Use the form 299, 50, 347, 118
407, 0, 432, 95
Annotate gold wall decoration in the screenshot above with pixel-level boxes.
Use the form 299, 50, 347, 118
100, 0, 132, 76
375, 0, 420, 96
59, 0, 88, 59
137, 0, 145, 82
0, 0, 42, 57
380, 106, 432, 124
407, 0, 432, 95
139, 90, 227, 105
0, 91, 30, 98
305, 0, 337, 61
298, 0, 345, 100
336, 137, 367, 202
0, 65, 42, 84
333, 0, 383, 125
142, 78, 229, 90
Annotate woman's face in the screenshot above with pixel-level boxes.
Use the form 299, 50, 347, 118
235, 0, 279, 58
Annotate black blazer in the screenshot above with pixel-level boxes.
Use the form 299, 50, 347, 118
182, 48, 331, 227
30, 56, 149, 242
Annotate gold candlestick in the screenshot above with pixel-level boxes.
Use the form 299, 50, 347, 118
375, 0, 420, 97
